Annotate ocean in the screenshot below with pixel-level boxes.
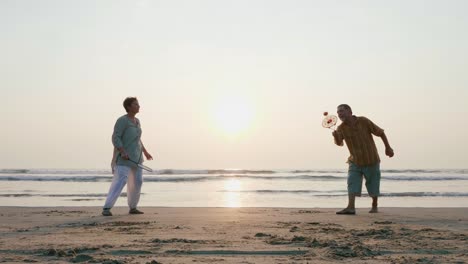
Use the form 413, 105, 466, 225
1, 169, 467, 208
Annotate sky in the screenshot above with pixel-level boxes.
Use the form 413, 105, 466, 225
1, 0, 468, 170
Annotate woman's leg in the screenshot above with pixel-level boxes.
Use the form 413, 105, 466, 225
127, 167, 143, 210
103, 166, 130, 209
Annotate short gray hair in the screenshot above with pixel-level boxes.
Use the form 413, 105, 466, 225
123, 97, 138, 113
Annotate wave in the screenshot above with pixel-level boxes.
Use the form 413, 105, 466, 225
1, 174, 468, 182
289, 170, 344, 173
0, 169, 277, 175
314, 192, 468, 197
158, 169, 277, 175
0, 176, 112, 182
0, 169, 110, 175
384, 176, 468, 181
2, 190, 467, 198
382, 169, 468, 174
220, 190, 344, 194
0, 193, 127, 197
318, 192, 468, 197
0, 169, 29, 174
3, 168, 467, 175
221, 190, 468, 197
380, 192, 468, 197
0, 175, 345, 182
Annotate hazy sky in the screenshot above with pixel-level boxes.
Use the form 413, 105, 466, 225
2, 0, 468, 169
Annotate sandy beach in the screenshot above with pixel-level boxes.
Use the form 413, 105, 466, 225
0, 207, 467, 263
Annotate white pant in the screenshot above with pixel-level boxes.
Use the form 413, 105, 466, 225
103, 165, 143, 209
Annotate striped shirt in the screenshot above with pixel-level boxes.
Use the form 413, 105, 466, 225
334, 116, 384, 166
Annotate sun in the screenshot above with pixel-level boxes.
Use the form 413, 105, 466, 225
213, 96, 254, 137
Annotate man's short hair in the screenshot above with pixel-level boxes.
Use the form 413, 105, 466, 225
123, 97, 138, 113
337, 104, 352, 113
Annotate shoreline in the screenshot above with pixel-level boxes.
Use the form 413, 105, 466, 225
1, 207, 467, 263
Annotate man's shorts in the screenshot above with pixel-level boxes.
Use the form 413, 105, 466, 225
347, 162, 381, 197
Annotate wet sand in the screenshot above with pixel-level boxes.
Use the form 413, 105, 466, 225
0, 207, 467, 263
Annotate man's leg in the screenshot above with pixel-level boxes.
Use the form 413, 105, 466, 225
369, 196, 378, 213
346, 193, 357, 209
336, 193, 357, 214
364, 163, 381, 213
337, 163, 362, 215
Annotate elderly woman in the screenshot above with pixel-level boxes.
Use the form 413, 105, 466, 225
102, 97, 153, 216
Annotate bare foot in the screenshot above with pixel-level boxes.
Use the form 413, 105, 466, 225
369, 207, 378, 213
336, 208, 356, 215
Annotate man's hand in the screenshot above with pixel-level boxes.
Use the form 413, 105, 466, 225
332, 130, 339, 138
385, 147, 394, 158
144, 151, 153, 160
332, 130, 344, 146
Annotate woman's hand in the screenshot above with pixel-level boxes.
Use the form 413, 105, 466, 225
144, 151, 153, 160
119, 149, 129, 160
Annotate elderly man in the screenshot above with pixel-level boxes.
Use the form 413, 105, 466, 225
332, 104, 394, 215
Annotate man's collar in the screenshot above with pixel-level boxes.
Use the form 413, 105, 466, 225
344, 115, 358, 127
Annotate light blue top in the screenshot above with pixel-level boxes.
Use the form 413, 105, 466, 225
112, 115, 143, 168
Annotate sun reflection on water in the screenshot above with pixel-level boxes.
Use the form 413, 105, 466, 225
223, 178, 242, 207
